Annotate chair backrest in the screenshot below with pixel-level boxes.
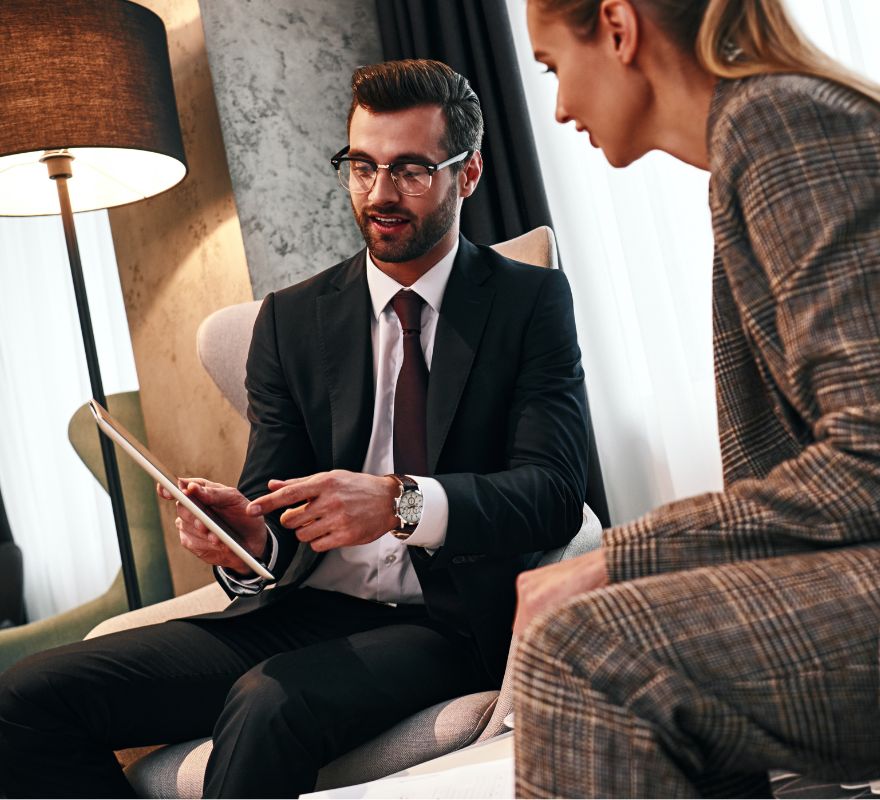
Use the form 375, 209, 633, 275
68, 391, 174, 606
197, 226, 559, 420
197, 300, 262, 419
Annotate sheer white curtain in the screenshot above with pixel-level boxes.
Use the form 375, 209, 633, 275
506, 0, 880, 525
0, 211, 138, 620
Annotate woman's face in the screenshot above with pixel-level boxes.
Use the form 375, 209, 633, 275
526, 0, 653, 167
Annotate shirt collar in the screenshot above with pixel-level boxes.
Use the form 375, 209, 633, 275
365, 238, 459, 319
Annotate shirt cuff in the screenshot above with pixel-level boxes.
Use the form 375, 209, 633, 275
217, 528, 278, 595
403, 477, 448, 550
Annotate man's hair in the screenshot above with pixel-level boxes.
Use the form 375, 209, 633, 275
347, 59, 484, 164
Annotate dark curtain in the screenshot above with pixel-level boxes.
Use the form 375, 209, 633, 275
375, 0, 553, 246
0, 486, 25, 626
375, 0, 611, 528
0, 487, 12, 544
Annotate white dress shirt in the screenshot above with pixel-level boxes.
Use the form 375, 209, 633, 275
220, 243, 456, 603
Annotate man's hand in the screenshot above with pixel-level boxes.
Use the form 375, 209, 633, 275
247, 470, 399, 552
156, 478, 268, 576
513, 548, 609, 636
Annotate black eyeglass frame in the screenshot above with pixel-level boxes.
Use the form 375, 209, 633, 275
330, 146, 471, 195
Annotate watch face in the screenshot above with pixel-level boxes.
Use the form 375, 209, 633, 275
399, 489, 423, 525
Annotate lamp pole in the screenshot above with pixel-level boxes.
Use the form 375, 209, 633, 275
41, 151, 142, 611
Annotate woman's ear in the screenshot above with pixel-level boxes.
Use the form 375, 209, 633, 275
598, 0, 640, 65
459, 151, 483, 198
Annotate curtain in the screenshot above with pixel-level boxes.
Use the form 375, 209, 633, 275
0, 487, 11, 545
375, 0, 553, 245
506, 0, 880, 526
0, 211, 138, 620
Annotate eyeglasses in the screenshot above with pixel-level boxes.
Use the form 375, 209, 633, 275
330, 146, 470, 196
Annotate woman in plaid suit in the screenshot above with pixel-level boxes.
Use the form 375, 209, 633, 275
516, 0, 880, 796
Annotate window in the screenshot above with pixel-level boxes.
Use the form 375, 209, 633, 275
0, 211, 138, 619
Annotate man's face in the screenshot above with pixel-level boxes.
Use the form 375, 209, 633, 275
347, 104, 462, 265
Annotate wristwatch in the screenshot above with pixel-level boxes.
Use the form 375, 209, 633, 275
388, 474, 423, 540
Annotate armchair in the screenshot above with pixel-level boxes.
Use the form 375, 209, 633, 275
0, 391, 174, 674
86, 227, 608, 797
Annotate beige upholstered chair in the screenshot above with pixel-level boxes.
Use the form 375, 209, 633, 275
86, 226, 603, 798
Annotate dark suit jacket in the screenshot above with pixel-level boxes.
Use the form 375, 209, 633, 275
223, 235, 589, 682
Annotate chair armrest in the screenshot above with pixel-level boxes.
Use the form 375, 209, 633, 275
85, 582, 229, 639
538, 503, 602, 567
476, 503, 604, 742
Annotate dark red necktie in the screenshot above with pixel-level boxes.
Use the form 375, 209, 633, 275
391, 290, 428, 475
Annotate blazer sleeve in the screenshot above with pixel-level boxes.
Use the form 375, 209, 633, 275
604, 83, 880, 583
235, 292, 319, 581
434, 268, 590, 562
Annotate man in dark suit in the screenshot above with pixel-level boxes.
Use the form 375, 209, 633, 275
0, 59, 589, 798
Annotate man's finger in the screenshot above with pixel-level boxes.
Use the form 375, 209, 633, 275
182, 480, 239, 509
179, 477, 227, 490
293, 517, 331, 543
175, 502, 197, 525
248, 474, 325, 515
280, 500, 325, 529
176, 514, 216, 542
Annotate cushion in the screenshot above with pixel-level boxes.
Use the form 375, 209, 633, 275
125, 690, 499, 798
86, 583, 228, 640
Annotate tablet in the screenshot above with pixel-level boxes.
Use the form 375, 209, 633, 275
88, 399, 274, 581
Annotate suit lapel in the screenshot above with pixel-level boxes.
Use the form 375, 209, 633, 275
427, 238, 494, 473
316, 252, 375, 471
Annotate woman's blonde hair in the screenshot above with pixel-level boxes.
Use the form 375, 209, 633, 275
533, 0, 880, 104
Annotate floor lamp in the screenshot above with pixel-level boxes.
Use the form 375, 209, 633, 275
0, 0, 188, 610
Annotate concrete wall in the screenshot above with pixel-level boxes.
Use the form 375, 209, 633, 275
198, 0, 383, 297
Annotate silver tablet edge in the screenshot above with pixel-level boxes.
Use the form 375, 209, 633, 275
89, 403, 274, 581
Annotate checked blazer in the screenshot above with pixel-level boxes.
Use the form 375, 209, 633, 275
515, 74, 880, 797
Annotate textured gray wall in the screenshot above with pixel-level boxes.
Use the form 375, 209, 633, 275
198, 0, 382, 298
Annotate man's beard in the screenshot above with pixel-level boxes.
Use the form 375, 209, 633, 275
354, 181, 459, 263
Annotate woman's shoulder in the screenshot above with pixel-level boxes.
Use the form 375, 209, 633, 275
708, 73, 880, 179
710, 72, 878, 134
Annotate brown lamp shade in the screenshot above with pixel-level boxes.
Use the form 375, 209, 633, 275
0, 0, 188, 215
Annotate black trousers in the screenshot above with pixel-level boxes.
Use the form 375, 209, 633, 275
0, 587, 489, 798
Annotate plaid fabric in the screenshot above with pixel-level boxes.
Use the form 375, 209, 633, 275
515, 74, 880, 796
514, 546, 880, 797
